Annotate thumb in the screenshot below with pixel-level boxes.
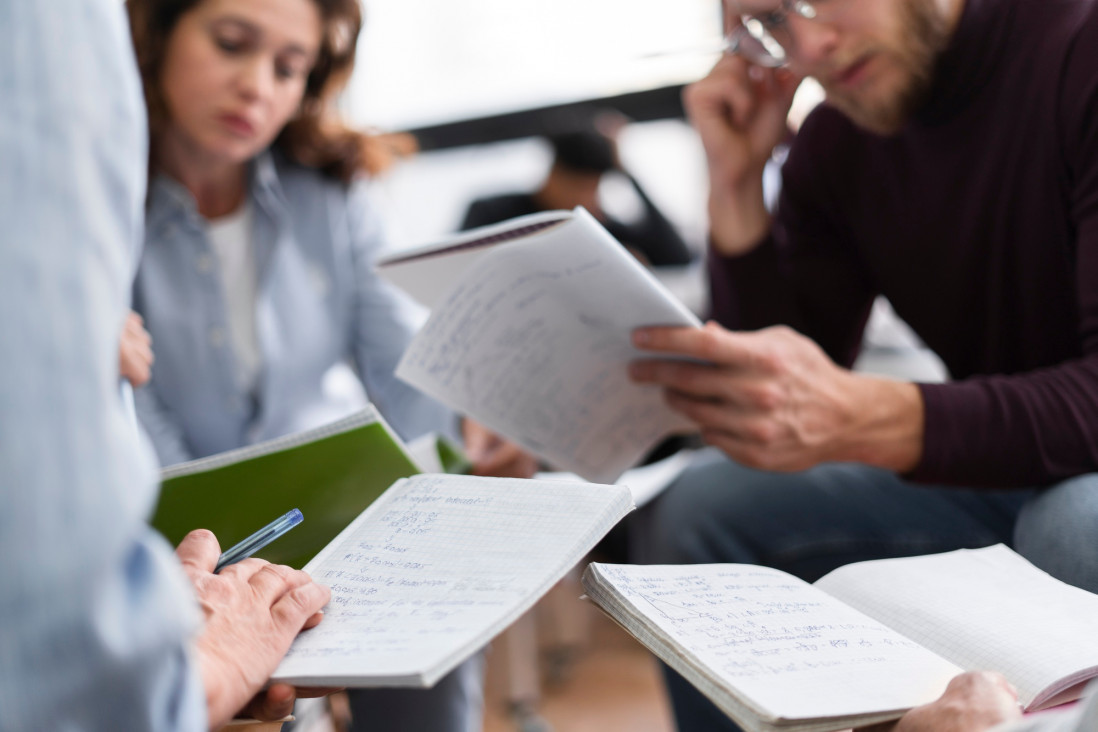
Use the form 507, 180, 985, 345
175, 529, 221, 575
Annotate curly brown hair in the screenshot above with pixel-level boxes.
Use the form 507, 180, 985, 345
127, 0, 406, 181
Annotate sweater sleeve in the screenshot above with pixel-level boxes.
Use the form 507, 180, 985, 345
708, 109, 877, 369
910, 9, 1098, 487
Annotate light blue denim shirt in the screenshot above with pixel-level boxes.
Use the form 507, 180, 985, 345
0, 0, 205, 729
134, 151, 453, 466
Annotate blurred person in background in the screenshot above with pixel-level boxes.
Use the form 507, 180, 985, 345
462, 114, 695, 267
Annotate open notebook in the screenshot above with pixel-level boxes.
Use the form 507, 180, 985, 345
377, 208, 702, 484
273, 473, 634, 688
583, 546, 1098, 732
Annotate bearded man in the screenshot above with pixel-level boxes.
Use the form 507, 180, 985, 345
628, 0, 1098, 728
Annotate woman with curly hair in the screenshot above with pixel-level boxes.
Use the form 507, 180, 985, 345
126, 0, 534, 729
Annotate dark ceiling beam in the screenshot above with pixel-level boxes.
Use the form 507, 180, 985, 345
405, 83, 687, 152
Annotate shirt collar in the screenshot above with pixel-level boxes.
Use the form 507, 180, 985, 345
250, 149, 290, 217
146, 148, 290, 235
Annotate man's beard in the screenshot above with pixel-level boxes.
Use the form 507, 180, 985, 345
822, 0, 950, 135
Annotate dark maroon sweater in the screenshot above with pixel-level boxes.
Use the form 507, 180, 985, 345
709, 0, 1098, 488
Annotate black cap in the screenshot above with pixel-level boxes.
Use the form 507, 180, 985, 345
548, 129, 617, 174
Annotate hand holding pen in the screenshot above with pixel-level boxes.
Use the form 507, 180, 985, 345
215, 508, 304, 573
173, 513, 331, 727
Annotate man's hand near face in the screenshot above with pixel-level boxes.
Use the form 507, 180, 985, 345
684, 52, 801, 256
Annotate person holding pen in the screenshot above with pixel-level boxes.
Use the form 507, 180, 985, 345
124, 0, 535, 729
0, 0, 331, 728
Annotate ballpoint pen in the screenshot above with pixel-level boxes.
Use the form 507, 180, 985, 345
214, 508, 304, 573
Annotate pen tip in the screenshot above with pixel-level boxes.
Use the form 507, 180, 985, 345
289, 508, 304, 525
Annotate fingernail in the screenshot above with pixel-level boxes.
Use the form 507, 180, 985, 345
633, 329, 650, 346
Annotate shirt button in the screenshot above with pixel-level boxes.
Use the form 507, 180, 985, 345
209, 326, 225, 347
196, 253, 213, 273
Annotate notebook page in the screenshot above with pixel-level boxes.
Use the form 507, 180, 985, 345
274, 474, 633, 687
584, 564, 961, 722
535, 449, 696, 508
377, 211, 570, 309
814, 545, 1098, 709
396, 207, 701, 484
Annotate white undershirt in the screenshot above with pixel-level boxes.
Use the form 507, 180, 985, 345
206, 200, 261, 397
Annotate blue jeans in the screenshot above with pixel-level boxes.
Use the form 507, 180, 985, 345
636, 450, 1098, 732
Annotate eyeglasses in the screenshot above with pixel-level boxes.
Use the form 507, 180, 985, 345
724, 0, 822, 67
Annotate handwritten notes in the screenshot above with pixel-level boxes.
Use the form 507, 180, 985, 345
395, 209, 701, 484
583, 563, 961, 723
273, 474, 632, 687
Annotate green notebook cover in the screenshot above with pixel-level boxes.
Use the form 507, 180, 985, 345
151, 407, 420, 570
436, 434, 473, 475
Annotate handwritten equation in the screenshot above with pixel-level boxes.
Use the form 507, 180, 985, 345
587, 563, 961, 719
276, 475, 631, 684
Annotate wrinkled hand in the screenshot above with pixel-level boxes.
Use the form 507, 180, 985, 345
175, 530, 332, 729
855, 672, 1023, 732
684, 50, 801, 254
235, 683, 341, 725
630, 322, 923, 473
462, 419, 539, 479
119, 310, 154, 387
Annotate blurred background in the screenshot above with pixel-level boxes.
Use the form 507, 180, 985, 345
344, 0, 721, 257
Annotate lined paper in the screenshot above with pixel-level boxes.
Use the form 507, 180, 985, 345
583, 563, 961, 726
536, 449, 696, 507
394, 208, 701, 484
815, 545, 1098, 710
274, 474, 633, 687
